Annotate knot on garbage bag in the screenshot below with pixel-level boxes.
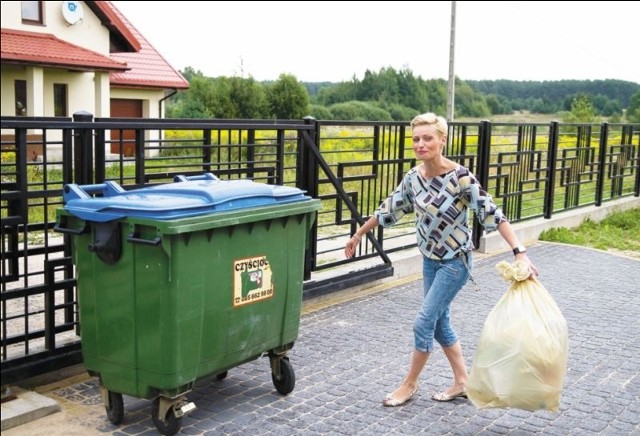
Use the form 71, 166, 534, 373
496, 260, 531, 282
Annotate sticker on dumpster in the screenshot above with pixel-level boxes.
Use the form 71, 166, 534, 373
233, 255, 274, 306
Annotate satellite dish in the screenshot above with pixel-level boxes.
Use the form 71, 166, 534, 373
62, 1, 84, 25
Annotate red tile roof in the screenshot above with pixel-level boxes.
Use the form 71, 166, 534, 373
105, 1, 189, 90
0, 28, 129, 72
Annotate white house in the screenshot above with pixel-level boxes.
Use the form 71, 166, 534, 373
1, 0, 189, 157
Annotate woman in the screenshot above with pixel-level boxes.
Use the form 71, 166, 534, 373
344, 112, 538, 407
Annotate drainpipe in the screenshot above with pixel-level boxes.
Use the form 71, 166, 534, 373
157, 89, 178, 154
159, 89, 178, 119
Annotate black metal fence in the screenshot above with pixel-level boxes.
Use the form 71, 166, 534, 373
1, 114, 639, 384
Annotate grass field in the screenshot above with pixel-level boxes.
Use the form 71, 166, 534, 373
538, 207, 640, 259
455, 110, 608, 124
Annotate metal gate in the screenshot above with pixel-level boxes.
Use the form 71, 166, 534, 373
2, 114, 639, 384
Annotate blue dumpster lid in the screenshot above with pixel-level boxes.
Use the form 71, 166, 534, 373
62, 174, 312, 222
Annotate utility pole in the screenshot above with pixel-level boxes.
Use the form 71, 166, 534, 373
447, 1, 456, 122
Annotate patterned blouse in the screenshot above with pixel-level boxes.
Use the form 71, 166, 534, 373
374, 165, 507, 260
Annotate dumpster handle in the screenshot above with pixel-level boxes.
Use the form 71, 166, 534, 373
54, 215, 87, 235
127, 232, 162, 246
63, 181, 126, 201
173, 173, 219, 182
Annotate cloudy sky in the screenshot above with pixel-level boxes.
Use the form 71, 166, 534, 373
112, 1, 639, 83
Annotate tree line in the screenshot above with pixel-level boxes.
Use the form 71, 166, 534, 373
167, 66, 640, 123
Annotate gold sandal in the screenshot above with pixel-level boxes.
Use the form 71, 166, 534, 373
382, 384, 419, 407
431, 389, 467, 402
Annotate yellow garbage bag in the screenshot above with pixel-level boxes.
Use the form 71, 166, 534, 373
466, 260, 569, 411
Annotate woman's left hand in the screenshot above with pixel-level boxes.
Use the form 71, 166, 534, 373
516, 253, 539, 277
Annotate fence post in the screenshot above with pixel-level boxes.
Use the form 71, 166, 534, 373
630, 125, 640, 197
474, 120, 491, 249
301, 116, 319, 279
544, 121, 559, 219
301, 116, 319, 198
595, 122, 610, 206
73, 111, 94, 184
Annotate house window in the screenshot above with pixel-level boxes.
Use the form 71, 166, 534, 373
15, 80, 27, 116
21, 1, 43, 24
54, 84, 68, 117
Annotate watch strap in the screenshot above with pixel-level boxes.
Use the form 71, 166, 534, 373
513, 245, 527, 255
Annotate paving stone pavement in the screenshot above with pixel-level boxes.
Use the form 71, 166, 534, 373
3, 242, 640, 435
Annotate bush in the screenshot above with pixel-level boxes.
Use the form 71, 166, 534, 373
327, 101, 393, 121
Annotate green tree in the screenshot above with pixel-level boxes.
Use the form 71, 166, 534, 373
627, 91, 640, 123
166, 71, 266, 119
422, 79, 447, 115
327, 101, 392, 121
608, 112, 623, 123
308, 104, 333, 120
454, 79, 491, 118
484, 95, 499, 114
384, 103, 420, 122
170, 74, 216, 118
601, 99, 622, 117
314, 67, 448, 120
315, 80, 358, 106
563, 94, 597, 123
227, 76, 267, 118
266, 74, 310, 119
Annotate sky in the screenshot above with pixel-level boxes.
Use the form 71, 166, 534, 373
112, 1, 639, 84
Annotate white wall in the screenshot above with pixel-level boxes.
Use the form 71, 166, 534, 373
0, 1, 109, 54
0, 65, 23, 116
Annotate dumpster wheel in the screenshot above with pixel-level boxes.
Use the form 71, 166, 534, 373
270, 355, 295, 395
103, 390, 124, 425
151, 396, 180, 435
151, 395, 196, 436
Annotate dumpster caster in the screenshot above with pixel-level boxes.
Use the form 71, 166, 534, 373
100, 386, 124, 425
151, 396, 196, 436
271, 356, 295, 395
215, 370, 228, 380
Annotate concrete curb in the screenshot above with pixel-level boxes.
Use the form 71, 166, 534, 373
1, 387, 60, 431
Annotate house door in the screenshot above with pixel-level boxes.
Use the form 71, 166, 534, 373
110, 99, 142, 156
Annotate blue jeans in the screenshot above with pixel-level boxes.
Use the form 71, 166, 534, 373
413, 253, 472, 353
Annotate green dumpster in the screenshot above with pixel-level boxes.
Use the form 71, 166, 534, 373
55, 173, 320, 435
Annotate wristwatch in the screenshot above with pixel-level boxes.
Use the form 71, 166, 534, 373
512, 245, 527, 255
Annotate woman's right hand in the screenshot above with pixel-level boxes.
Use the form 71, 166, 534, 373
344, 234, 361, 258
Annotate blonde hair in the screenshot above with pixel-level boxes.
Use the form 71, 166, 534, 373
410, 113, 448, 138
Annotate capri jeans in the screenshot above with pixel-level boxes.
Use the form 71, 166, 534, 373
413, 252, 472, 353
